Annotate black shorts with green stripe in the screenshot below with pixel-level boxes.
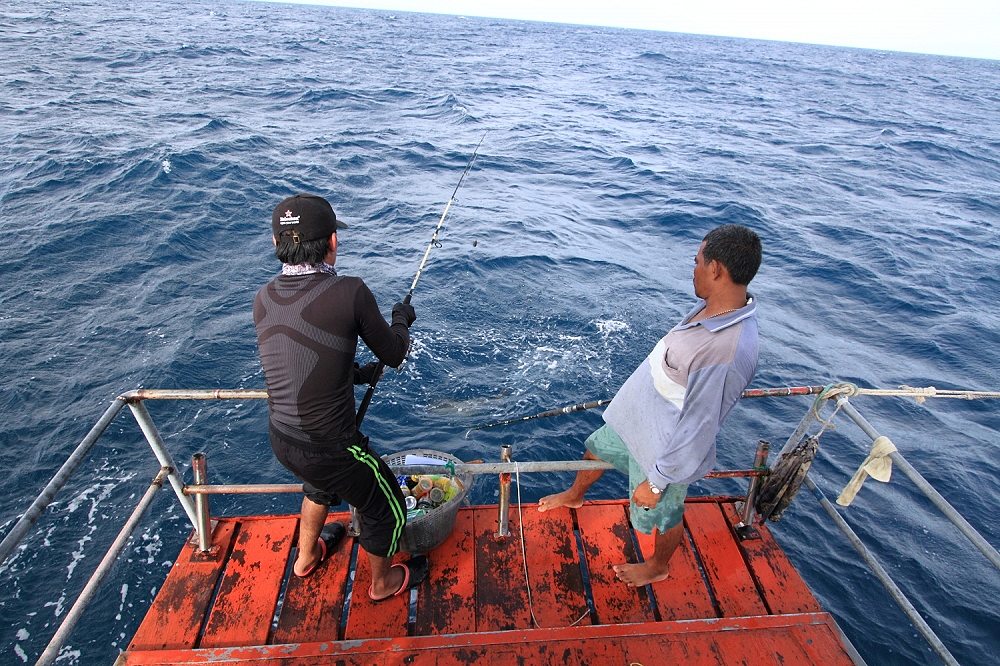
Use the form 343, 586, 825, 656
270, 426, 406, 558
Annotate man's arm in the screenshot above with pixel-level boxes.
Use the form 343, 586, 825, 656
354, 282, 411, 368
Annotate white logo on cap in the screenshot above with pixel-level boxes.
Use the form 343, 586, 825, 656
279, 210, 300, 226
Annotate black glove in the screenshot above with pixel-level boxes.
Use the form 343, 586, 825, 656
353, 362, 382, 385
392, 302, 416, 328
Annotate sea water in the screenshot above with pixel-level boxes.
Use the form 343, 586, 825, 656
1, 0, 998, 663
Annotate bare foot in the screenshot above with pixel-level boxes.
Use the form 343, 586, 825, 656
537, 490, 584, 512
612, 561, 669, 587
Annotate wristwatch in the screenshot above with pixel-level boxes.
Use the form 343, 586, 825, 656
648, 481, 662, 495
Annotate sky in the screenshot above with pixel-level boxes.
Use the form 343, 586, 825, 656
265, 0, 1000, 60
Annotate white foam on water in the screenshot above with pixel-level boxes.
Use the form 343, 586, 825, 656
137, 529, 163, 565
115, 583, 128, 621
64, 480, 119, 579
53, 647, 79, 663
44, 594, 66, 619
594, 318, 629, 340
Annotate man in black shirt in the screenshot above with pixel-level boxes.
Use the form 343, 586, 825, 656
254, 193, 426, 601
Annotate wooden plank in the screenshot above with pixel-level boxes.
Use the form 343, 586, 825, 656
635, 527, 717, 621
122, 612, 856, 665
493, 639, 621, 665
413, 509, 477, 635
343, 545, 411, 639
128, 521, 237, 651
710, 623, 815, 664
426, 644, 565, 665
722, 503, 823, 614
574, 503, 655, 625
272, 513, 354, 644
623, 614, 853, 665
622, 632, 726, 664
125, 501, 853, 664
685, 502, 768, 617
473, 505, 533, 631
787, 620, 861, 664
517, 505, 591, 628
200, 517, 297, 648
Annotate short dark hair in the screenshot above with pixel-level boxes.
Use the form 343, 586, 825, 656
702, 224, 761, 285
275, 236, 330, 265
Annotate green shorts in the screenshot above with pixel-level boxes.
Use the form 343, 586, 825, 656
584, 424, 687, 534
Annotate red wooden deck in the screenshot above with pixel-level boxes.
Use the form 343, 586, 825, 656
119, 499, 860, 665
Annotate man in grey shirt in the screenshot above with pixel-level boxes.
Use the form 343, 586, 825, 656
539, 224, 762, 587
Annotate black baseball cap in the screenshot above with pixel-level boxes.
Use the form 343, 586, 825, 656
271, 194, 347, 243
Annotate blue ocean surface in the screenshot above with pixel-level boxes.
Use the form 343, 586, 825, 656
1, 0, 998, 663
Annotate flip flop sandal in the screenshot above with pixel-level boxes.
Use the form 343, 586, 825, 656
295, 522, 346, 578
368, 555, 430, 602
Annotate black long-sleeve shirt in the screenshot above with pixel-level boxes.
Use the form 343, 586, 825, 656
253, 272, 409, 444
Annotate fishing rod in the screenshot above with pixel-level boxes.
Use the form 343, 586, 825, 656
356, 132, 487, 427
464, 399, 612, 437
464, 385, 826, 436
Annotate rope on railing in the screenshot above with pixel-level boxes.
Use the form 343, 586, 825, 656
819, 383, 1000, 403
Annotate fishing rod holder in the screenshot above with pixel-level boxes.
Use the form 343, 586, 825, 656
496, 445, 512, 538
191, 453, 214, 552
734, 440, 771, 540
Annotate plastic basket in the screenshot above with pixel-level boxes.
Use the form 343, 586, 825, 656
383, 449, 472, 554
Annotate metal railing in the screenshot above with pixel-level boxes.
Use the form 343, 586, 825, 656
773, 389, 999, 666
0, 386, 767, 665
1, 385, 996, 666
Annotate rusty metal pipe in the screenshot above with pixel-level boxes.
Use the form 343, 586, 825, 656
179, 462, 765, 497
496, 445, 512, 538
128, 401, 197, 529
739, 440, 771, 528
191, 453, 213, 552
121, 388, 268, 401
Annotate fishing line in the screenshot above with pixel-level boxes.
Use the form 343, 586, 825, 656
356, 132, 487, 427
513, 461, 591, 629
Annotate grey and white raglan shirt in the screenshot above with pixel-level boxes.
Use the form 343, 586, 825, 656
602, 296, 758, 490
